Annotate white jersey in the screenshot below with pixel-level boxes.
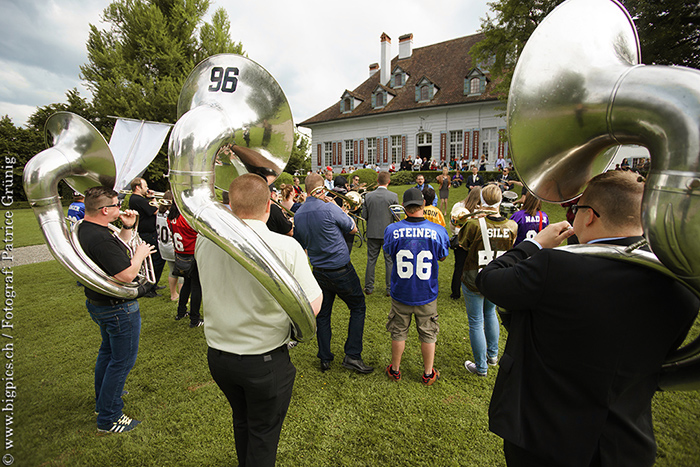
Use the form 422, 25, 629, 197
156, 212, 175, 261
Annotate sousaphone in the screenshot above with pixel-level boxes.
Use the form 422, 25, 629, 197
168, 54, 316, 342
508, 0, 700, 390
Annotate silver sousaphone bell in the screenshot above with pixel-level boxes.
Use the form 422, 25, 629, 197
168, 54, 316, 342
508, 0, 700, 390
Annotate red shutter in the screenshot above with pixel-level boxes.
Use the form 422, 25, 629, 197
440, 132, 447, 162
402, 135, 406, 161
464, 131, 470, 159
317, 144, 322, 167
498, 128, 507, 159
354, 140, 358, 165
472, 130, 480, 159
383, 137, 389, 163
360, 139, 365, 164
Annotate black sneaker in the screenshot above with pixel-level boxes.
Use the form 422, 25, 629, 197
175, 312, 189, 321
189, 319, 204, 328
97, 414, 140, 433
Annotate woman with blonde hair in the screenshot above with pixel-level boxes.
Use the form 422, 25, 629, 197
449, 186, 481, 300
458, 184, 517, 376
437, 166, 451, 215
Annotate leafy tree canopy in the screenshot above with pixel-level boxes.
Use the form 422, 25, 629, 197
285, 131, 311, 176
79, 0, 245, 187
471, 0, 700, 100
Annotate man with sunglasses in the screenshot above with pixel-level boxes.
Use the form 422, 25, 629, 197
78, 186, 155, 433
476, 170, 699, 467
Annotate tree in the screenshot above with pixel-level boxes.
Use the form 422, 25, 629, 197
285, 131, 311, 175
80, 0, 245, 189
471, 0, 700, 100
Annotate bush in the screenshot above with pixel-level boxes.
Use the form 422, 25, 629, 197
390, 171, 415, 185
274, 172, 293, 189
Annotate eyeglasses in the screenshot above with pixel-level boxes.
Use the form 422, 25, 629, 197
98, 201, 122, 209
571, 204, 600, 218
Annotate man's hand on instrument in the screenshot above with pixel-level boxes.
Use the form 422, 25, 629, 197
533, 221, 575, 249
119, 209, 138, 228
134, 242, 155, 261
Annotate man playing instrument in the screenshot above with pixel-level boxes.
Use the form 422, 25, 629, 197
196, 174, 322, 467
78, 186, 154, 434
294, 173, 374, 374
477, 170, 699, 467
128, 177, 165, 297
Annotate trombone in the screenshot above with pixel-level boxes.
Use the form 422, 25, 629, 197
119, 189, 172, 207
310, 186, 364, 223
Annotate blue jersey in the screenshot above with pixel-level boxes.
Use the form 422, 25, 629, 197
384, 217, 450, 306
510, 209, 549, 246
67, 201, 85, 223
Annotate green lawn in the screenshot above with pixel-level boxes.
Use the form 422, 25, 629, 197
10, 184, 700, 466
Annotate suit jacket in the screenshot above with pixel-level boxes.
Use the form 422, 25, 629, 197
476, 238, 698, 467
362, 186, 398, 239
465, 174, 484, 189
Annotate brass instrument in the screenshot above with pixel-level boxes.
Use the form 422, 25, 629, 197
119, 190, 171, 207
310, 186, 361, 212
389, 204, 406, 222
108, 212, 156, 284
169, 54, 316, 342
508, 0, 700, 390
450, 208, 492, 228
23, 112, 156, 298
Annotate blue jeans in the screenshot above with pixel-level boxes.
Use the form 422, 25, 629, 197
312, 263, 366, 362
462, 285, 499, 374
86, 299, 141, 428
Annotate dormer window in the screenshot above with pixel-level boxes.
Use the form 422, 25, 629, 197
371, 86, 394, 109
465, 68, 487, 96
391, 67, 408, 88
415, 77, 436, 103
339, 90, 362, 113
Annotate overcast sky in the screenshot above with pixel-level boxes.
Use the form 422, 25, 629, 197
0, 0, 492, 128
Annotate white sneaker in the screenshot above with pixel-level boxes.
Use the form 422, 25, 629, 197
464, 360, 487, 377
487, 356, 499, 366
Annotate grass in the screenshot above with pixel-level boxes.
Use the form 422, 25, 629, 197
10, 184, 700, 466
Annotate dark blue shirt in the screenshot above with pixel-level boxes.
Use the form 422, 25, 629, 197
294, 196, 355, 268
414, 183, 438, 206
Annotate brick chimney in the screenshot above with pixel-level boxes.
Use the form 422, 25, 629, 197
399, 33, 413, 60
369, 63, 379, 77
380, 32, 391, 85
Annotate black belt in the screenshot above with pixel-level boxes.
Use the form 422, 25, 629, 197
212, 344, 288, 362
313, 263, 349, 273
87, 297, 133, 307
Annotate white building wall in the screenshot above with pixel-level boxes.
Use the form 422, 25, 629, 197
303, 101, 508, 172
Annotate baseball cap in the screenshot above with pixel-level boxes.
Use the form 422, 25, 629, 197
402, 188, 424, 207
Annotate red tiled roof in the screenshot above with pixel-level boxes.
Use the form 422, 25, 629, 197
300, 33, 497, 126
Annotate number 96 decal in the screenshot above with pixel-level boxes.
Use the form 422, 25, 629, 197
208, 66, 239, 93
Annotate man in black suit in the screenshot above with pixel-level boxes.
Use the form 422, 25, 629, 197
362, 171, 399, 296
477, 170, 698, 467
465, 166, 484, 191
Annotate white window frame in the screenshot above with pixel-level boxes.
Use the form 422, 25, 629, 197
324, 142, 333, 167
470, 77, 481, 94
344, 140, 354, 166
367, 137, 377, 165
481, 127, 498, 160
417, 132, 432, 146
449, 130, 463, 160
391, 135, 402, 165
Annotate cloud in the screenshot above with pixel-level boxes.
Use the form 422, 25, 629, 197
0, 0, 490, 127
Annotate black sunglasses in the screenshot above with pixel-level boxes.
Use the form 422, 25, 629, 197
98, 200, 122, 209
571, 204, 600, 218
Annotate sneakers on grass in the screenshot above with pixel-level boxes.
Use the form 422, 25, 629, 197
487, 356, 499, 366
385, 365, 401, 381
421, 368, 440, 386
97, 414, 140, 433
464, 360, 487, 377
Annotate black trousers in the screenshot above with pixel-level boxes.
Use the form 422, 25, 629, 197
208, 345, 296, 467
450, 246, 467, 298
504, 440, 602, 467
139, 231, 165, 289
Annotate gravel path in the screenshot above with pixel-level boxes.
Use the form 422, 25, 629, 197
12, 244, 54, 266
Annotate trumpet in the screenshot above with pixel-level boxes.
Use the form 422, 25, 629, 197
450, 208, 492, 228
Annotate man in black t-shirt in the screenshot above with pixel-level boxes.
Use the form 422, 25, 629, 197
78, 186, 154, 434
128, 177, 165, 296
266, 187, 293, 236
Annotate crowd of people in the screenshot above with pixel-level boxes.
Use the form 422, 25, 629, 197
73, 164, 696, 467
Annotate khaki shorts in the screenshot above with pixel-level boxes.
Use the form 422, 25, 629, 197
386, 298, 439, 343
